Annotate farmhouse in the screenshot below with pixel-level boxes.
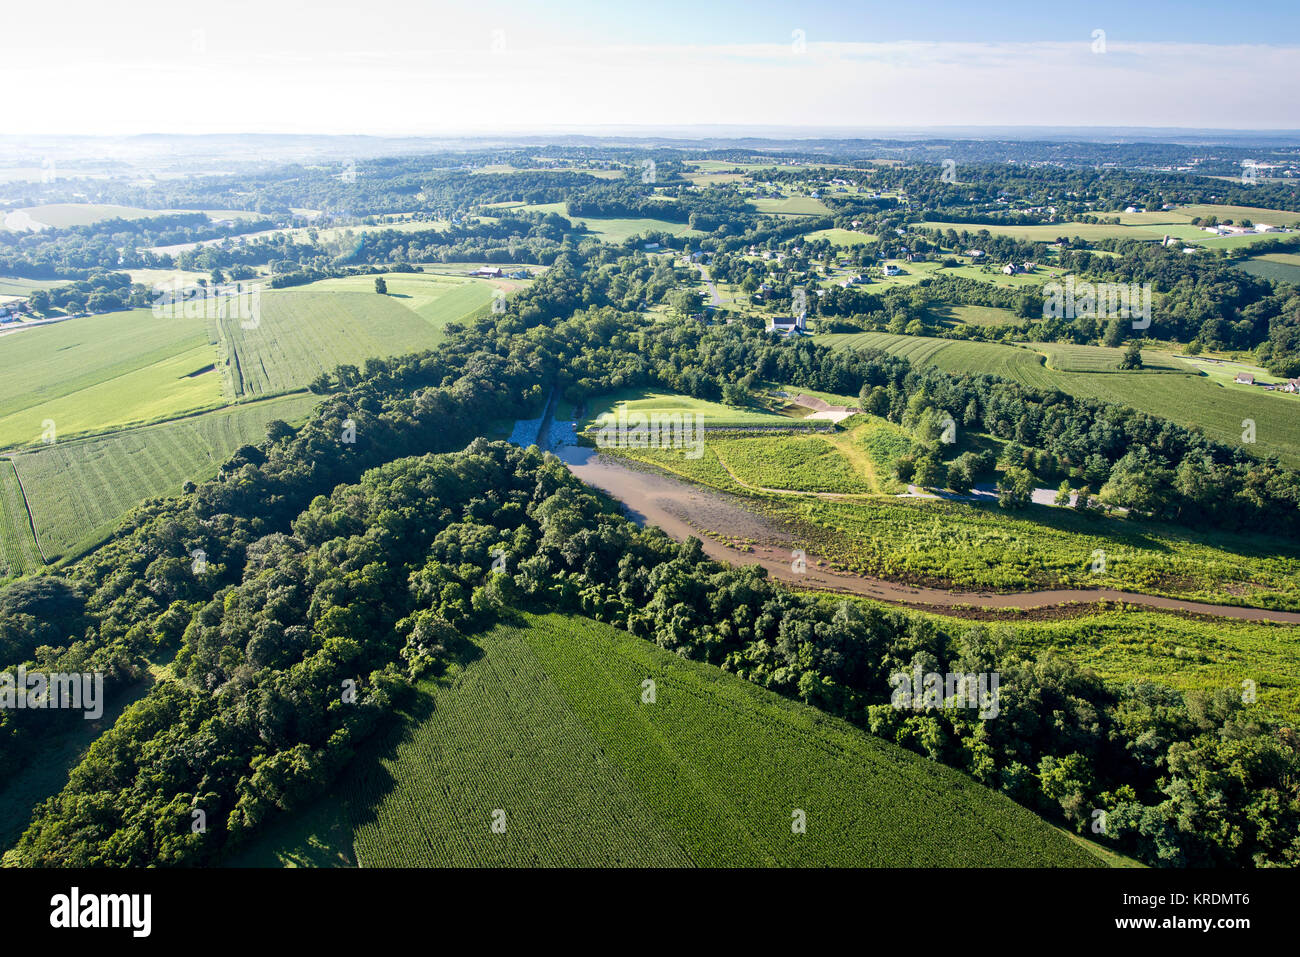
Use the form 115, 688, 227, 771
880, 263, 902, 276
1234, 373, 1255, 385
469, 266, 503, 278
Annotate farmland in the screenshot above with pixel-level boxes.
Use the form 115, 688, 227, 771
822, 331, 1300, 466
237, 613, 1102, 867
0, 461, 41, 579
5, 392, 320, 565
0, 307, 224, 448
4, 204, 258, 230
212, 287, 450, 397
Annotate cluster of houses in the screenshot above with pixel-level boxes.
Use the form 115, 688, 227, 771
1002, 262, 1037, 275
1234, 372, 1300, 392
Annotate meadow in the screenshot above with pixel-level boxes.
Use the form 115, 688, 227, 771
582, 389, 824, 430
6, 204, 257, 230
607, 431, 1300, 610
7, 392, 320, 565
713, 435, 875, 493
750, 195, 832, 216
212, 288, 445, 397
822, 331, 1300, 467
234, 613, 1101, 867
0, 308, 224, 449
804, 227, 878, 246
1235, 254, 1300, 286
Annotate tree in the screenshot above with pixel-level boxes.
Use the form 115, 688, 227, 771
1120, 340, 1143, 370
1054, 479, 1072, 507
374, 277, 388, 295
997, 466, 1035, 509
1102, 318, 1125, 348
669, 288, 703, 318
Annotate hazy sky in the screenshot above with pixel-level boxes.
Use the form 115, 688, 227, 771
5, 0, 1298, 135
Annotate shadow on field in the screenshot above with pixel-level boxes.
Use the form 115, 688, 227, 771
223, 639, 487, 868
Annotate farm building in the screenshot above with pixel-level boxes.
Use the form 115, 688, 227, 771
469, 266, 503, 278
1235, 373, 1255, 385
767, 313, 806, 336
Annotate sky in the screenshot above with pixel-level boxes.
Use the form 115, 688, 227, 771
4, 0, 1299, 136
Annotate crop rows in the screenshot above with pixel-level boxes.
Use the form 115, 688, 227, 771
10, 393, 320, 563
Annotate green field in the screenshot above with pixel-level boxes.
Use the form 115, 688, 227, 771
1174, 204, 1300, 227
713, 435, 875, 493
1004, 610, 1300, 721
1235, 255, 1300, 285
6, 393, 320, 565
236, 613, 1101, 867
930, 304, 1022, 327
0, 460, 41, 578
804, 227, 878, 246
213, 288, 446, 397
0, 308, 225, 449
297, 272, 501, 328
751, 196, 832, 216
580, 217, 704, 243
0, 276, 70, 298
584, 389, 820, 431
919, 221, 1138, 242
822, 331, 1300, 466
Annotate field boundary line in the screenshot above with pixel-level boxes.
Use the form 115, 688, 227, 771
7, 457, 47, 566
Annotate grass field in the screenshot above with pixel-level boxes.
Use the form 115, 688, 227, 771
1174, 204, 1300, 227
822, 331, 1300, 467
583, 389, 822, 431
7, 393, 320, 565
6, 204, 258, 230
0, 308, 224, 449
297, 272, 501, 327
751, 196, 832, 216
212, 288, 445, 397
919, 221, 1138, 242
1235, 255, 1300, 285
714, 435, 875, 493
0, 276, 71, 298
578, 216, 704, 243
930, 303, 1022, 327
1004, 609, 1300, 721
0, 460, 41, 578
804, 227, 878, 246
235, 613, 1101, 867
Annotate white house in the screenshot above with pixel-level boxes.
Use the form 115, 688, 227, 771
881, 263, 902, 276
